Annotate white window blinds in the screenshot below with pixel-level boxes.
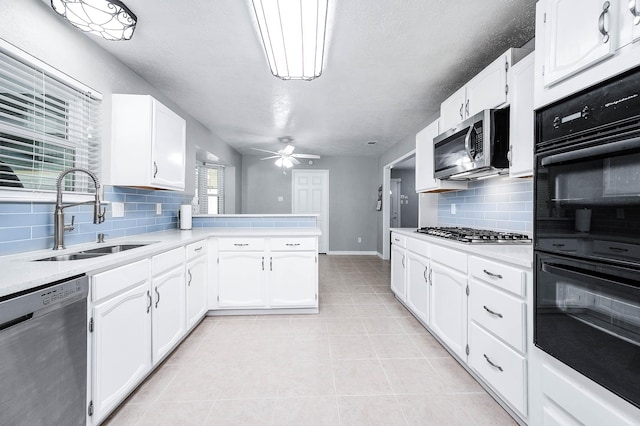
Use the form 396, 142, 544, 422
0, 43, 101, 194
196, 164, 225, 214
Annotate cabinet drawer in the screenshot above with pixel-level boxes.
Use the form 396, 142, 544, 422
186, 240, 207, 259
270, 237, 316, 251
391, 233, 406, 248
469, 256, 525, 297
152, 247, 185, 275
469, 322, 527, 416
406, 237, 429, 257
430, 243, 467, 273
593, 240, 640, 263
469, 279, 526, 352
218, 237, 265, 251
92, 259, 150, 302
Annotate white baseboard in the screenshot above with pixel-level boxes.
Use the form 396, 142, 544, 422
327, 251, 379, 256
377, 252, 385, 259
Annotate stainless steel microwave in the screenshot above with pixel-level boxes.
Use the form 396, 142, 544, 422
433, 108, 510, 180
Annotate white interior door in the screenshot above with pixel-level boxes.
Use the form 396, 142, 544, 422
390, 178, 401, 228
292, 170, 329, 253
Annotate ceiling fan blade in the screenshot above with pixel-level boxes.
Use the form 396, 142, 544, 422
282, 145, 295, 155
260, 155, 280, 160
290, 157, 301, 165
292, 153, 321, 159
251, 147, 278, 154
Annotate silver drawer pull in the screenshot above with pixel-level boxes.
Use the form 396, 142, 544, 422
483, 305, 503, 318
146, 290, 152, 313
483, 269, 503, 279
394, 238, 400, 242
286, 243, 301, 246
483, 354, 503, 372
609, 246, 629, 252
234, 243, 249, 247
194, 246, 203, 252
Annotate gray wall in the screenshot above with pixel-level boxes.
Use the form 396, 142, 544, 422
390, 168, 418, 228
0, 1, 242, 205
242, 155, 379, 252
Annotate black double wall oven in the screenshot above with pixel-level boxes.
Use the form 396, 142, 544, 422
534, 67, 640, 409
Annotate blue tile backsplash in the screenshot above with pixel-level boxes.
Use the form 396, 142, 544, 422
438, 177, 533, 234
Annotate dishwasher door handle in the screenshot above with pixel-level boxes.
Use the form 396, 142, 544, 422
0, 313, 34, 331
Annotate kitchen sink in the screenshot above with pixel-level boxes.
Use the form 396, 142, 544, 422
35, 243, 155, 261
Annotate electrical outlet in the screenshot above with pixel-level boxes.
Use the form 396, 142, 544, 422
277, 196, 284, 202
357, 237, 362, 244
451, 203, 457, 215
156, 203, 162, 215
111, 202, 125, 218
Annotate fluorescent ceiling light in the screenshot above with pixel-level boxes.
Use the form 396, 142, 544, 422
251, 0, 329, 80
50, 0, 137, 41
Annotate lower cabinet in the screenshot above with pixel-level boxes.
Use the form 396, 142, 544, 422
151, 262, 186, 363
390, 243, 406, 301
430, 260, 468, 361
186, 244, 208, 330
405, 251, 430, 324
218, 251, 267, 308
91, 261, 152, 425
270, 251, 317, 307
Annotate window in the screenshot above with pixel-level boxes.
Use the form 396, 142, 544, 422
0, 41, 101, 197
196, 164, 224, 214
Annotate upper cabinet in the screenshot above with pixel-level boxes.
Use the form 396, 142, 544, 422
535, 0, 640, 108
415, 119, 467, 193
508, 52, 535, 178
440, 48, 532, 132
111, 95, 186, 191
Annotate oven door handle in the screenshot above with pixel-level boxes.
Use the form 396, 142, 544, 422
541, 261, 639, 289
540, 136, 640, 167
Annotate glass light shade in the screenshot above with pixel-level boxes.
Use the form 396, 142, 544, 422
50, 0, 137, 41
274, 157, 294, 168
251, 0, 328, 80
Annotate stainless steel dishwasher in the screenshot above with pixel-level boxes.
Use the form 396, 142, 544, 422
0, 274, 88, 425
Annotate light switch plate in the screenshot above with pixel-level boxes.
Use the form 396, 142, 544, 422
156, 203, 162, 215
451, 203, 457, 215
112, 202, 125, 218
277, 196, 284, 202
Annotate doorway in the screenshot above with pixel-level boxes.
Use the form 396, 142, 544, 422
292, 169, 329, 253
390, 178, 402, 228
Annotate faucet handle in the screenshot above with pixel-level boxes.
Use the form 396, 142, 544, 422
65, 215, 75, 232
99, 206, 106, 223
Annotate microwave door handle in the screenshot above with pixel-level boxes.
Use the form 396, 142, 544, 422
464, 125, 474, 160
540, 136, 640, 167
541, 261, 640, 289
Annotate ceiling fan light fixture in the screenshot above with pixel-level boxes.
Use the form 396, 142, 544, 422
50, 0, 137, 41
251, 0, 329, 80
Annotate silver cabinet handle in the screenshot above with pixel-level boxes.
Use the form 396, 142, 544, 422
146, 290, 152, 313
188, 270, 192, 286
261, 256, 264, 270
630, 0, 640, 25
194, 246, 203, 252
483, 269, 503, 279
401, 255, 405, 268
423, 267, 428, 283
483, 305, 503, 318
484, 354, 504, 372
507, 145, 513, 166
155, 287, 160, 308
234, 243, 249, 247
270, 257, 273, 271
599, 1, 611, 43
429, 268, 432, 285
394, 238, 400, 242
459, 103, 464, 120
153, 161, 158, 178
465, 99, 469, 117
285, 243, 301, 246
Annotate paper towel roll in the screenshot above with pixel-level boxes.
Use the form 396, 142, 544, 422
179, 204, 192, 230
575, 208, 591, 233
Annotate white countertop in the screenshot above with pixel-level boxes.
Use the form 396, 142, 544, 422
391, 228, 533, 269
0, 227, 321, 298
193, 213, 320, 218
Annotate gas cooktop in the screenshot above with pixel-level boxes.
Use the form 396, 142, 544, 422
416, 227, 532, 244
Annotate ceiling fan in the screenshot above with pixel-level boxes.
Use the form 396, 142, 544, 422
251, 144, 321, 168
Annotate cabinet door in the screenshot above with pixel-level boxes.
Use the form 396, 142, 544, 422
151, 99, 186, 190
430, 261, 468, 361
92, 281, 151, 424
406, 251, 430, 324
543, 0, 617, 87
269, 252, 317, 307
186, 256, 208, 329
152, 265, 186, 363
218, 252, 266, 308
465, 53, 509, 117
390, 244, 406, 301
440, 86, 467, 132
508, 53, 535, 178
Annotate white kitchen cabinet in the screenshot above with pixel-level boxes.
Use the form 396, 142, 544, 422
415, 119, 467, 192
390, 242, 406, 302
508, 52, 535, 178
111, 94, 186, 190
430, 260, 468, 361
269, 251, 317, 307
186, 241, 208, 330
541, 0, 617, 88
218, 251, 267, 308
91, 262, 152, 425
151, 247, 186, 364
439, 48, 530, 132
406, 250, 430, 324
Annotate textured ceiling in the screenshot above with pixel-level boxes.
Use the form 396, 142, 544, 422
95, 0, 536, 157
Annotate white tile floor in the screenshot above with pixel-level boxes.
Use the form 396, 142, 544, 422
105, 255, 516, 426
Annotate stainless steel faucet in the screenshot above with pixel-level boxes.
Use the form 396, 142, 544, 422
53, 168, 106, 250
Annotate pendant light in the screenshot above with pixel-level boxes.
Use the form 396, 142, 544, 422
250, 0, 329, 80
50, 0, 137, 41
